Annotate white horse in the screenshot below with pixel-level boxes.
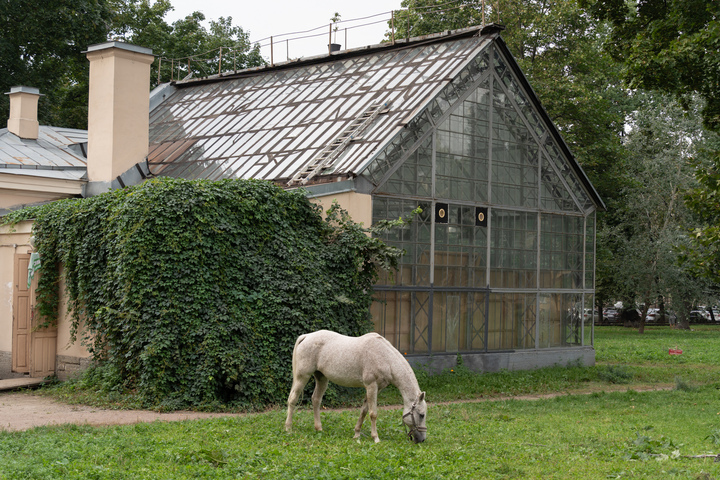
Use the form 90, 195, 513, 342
285, 330, 427, 443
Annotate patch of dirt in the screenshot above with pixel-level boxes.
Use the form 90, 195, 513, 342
0, 392, 244, 432
0, 384, 676, 432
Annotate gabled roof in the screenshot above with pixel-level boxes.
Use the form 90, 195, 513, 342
148, 27, 494, 181
147, 25, 603, 210
0, 126, 87, 181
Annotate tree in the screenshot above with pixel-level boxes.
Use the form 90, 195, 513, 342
581, 0, 720, 132
0, 0, 264, 129
109, 1, 264, 84
681, 124, 720, 284
0, 0, 111, 128
153, 14, 264, 84
580, 0, 720, 306
602, 94, 711, 331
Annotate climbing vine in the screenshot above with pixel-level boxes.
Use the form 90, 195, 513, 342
2, 178, 404, 408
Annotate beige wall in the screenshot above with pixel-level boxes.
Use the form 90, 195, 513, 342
0, 221, 33, 353
0, 221, 91, 377
308, 190, 373, 227
1, 178, 84, 210
55, 274, 90, 360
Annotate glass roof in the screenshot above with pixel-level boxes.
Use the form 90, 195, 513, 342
147, 27, 603, 211
148, 31, 493, 183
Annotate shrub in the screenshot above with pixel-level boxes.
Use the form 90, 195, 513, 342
3, 178, 402, 408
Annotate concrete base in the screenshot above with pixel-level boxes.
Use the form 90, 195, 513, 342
55, 355, 92, 381
406, 347, 595, 374
0, 377, 45, 391
0, 351, 28, 380
1, 351, 93, 381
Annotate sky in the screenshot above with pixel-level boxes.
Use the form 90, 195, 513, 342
164, 0, 405, 63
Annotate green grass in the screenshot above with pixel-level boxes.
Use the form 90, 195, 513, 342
3, 325, 720, 479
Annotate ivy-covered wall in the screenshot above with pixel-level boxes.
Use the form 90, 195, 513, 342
3, 178, 401, 408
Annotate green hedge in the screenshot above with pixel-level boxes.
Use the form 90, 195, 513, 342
3, 178, 402, 408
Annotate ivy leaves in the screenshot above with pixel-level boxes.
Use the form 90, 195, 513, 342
3, 178, 401, 408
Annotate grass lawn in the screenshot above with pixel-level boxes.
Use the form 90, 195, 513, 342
2, 326, 720, 479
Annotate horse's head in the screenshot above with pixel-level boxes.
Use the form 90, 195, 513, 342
403, 391, 427, 443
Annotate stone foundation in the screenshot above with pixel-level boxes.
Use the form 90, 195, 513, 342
55, 355, 93, 381
0, 351, 29, 380
406, 347, 595, 374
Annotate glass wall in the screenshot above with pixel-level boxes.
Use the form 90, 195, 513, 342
368, 44, 596, 356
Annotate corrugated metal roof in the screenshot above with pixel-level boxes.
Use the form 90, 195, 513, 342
0, 126, 87, 181
148, 28, 493, 184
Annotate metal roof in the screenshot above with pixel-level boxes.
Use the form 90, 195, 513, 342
0, 126, 87, 181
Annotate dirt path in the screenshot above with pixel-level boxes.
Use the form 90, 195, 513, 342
0, 384, 675, 432
0, 392, 244, 432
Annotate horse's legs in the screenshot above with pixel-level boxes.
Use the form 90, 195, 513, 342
365, 383, 380, 443
353, 398, 368, 439
285, 373, 310, 432
312, 372, 329, 431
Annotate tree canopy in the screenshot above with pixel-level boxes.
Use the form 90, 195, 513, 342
0, 0, 264, 129
581, 0, 720, 132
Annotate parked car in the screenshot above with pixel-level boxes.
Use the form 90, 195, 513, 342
602, 307, 620, 324
583, 308, 598, 322
645, 308, 660, 323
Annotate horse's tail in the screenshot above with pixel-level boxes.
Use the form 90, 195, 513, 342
291, 334, 308, 376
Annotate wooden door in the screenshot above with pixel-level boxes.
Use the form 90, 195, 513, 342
12, 254, 32, 373
13, 252, 57, 377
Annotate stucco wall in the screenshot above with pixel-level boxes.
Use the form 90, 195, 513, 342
55, 273, 91, 361
308, 190, 372, 227
0, 174, 85, 210
0, 221, 33, 376
0, 221, 32, 351
0, 221, 91, 379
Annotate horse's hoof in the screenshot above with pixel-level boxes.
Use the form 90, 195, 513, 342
373, 437, 380, 443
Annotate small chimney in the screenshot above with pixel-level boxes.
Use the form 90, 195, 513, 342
85, 42, 153, 186
5, 86, 42, 140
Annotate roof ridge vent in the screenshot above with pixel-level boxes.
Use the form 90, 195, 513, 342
287, 101, 389, 186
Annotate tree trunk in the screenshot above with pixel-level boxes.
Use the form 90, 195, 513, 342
638, 299, 650, 334
676, 298, 692, 330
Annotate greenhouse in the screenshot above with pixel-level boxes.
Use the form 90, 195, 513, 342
147, 24, 603, 371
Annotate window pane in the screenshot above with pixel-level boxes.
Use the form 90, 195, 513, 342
490, 210, 537, 288
540, 213, 583, 289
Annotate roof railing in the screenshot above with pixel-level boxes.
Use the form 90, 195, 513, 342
154, 0, 500, 84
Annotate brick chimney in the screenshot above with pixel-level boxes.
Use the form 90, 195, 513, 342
85, 42, 153, 191
5, 86, 42, 140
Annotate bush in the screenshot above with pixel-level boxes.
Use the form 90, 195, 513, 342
3, 178, 402, 408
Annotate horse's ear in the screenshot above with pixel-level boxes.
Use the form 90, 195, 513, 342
418, 391, 425, 402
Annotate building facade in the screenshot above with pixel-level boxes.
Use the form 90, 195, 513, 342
148, 25, 602, 372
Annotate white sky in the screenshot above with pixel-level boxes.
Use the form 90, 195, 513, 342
164, 0, 405, 63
